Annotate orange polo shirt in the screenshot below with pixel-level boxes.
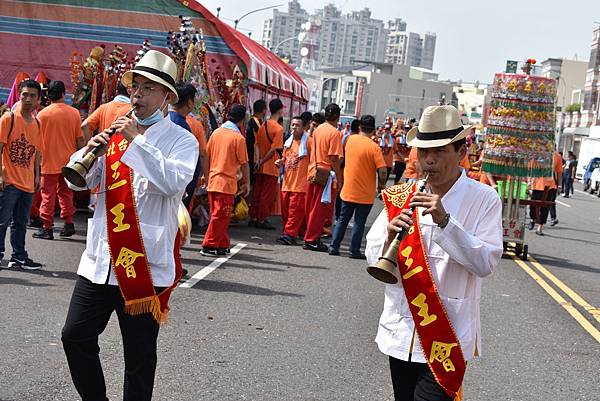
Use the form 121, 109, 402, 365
307, 122, 342, 180
83, 101, 131, 132
282, 137, 309, 193
37, 103, 83, 174
207, 127, 248, 195
255, 119, 283, 177
532, 176, 557, 191
341, 135, 387, 204
185, 115, 208, 154
460, 153, 471, 170
0, 111, 41, 193
553, 151, 563, 179
403, 147, 418, 179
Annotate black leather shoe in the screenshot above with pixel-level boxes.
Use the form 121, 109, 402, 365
303, 241, 328, 252
349, 252, 367, 260
59, 223, 76, 237
28, 217, 43, 228
32, 228, 54, 240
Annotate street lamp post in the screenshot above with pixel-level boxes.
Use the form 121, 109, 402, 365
234, 4, 284, 30
273, 36, 297, 54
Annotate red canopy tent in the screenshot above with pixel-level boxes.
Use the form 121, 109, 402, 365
181, 1, 308, 117
0, 0, 308, 116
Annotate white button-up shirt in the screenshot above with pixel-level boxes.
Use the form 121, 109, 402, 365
67, 116, 198, 287
365, 170, 503, 363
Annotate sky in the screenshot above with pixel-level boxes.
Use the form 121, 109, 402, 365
197, 0, 598, 83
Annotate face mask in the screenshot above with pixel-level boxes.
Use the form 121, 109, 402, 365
133, 94, 168, 126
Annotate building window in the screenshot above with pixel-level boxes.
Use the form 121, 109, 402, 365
346, 82, 354, 94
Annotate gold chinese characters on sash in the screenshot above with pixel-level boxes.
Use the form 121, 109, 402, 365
382, 182, 466, 400
104, 133, 182, 324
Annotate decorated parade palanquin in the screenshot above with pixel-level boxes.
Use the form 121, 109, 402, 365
484, 73, 556, 178
483, 72, 557, 259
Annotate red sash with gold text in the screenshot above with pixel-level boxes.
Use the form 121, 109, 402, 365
382, 182, 466, 399
104, 133, 182, 325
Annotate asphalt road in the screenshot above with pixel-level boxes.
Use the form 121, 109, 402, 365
1, 182, 599, 401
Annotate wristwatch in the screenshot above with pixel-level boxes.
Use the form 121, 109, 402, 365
438, 212, 450, 229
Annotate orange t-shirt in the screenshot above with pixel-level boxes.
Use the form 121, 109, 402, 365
282, 137, 309, 193
186, 115, 208, 153
460, 153, 471, 170
0, 111, 41, 193
307, 122, 343, 179
255, 119, 284, 177
532, 176, 557, 191
207, 127, 248, 195
403, 147, 418, 179
393, 136, 403, 162
341, 135, 387, 204
83, 101, 131, 132
37, 103, 83, 174
553, 151, 563, 179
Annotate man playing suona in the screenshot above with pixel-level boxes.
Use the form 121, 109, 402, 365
61, 50, 198, 401
366, 105, 503, 401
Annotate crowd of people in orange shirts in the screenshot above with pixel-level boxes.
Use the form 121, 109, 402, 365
0, 81, 564, 267
199, 100, 483, 259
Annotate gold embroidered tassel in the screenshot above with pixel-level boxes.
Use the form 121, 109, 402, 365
124, 295, 163, 324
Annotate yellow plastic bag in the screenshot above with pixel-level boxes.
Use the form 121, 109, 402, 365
232, 197, 249, 221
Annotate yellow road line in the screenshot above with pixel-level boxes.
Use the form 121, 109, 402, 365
509, 254, 600, 343
528, 255, 600, 325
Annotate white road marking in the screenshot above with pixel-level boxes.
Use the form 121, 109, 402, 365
575, 189, 597, 198
179, 243, 247, 288
555, 200, 571, 208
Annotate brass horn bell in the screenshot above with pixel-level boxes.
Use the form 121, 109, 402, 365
366, 236, 402, 284
62, 151, 99, 188
63, 105, 137, 188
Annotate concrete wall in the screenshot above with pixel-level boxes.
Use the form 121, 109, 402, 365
358, 64, 452, 122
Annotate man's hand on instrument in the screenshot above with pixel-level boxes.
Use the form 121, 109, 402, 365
86, 130, 112, 157
387, 208, 414, 238
110, 116, 139, 143
409, 192, 447, 225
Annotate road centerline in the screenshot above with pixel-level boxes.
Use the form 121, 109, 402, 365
528, 255, 600, 324
179, 243, 247, 288
508, 253, 600, 343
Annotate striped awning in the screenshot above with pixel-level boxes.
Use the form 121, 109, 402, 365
183, 1, 308, 99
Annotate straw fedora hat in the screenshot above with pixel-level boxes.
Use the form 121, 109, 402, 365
121, 50, 179, 103
406, 105, 472, 148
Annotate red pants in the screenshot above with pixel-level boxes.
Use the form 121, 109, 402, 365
40, 173, 76, 229
202, 192, 234, 249
303, 183, 336, 242
281, 191, 306, 238
30, 190, 41, 218
250, 173, 277, 221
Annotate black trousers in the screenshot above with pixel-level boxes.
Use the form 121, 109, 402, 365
530, 189, 557, 225
61, 276, 164, 401
393, 161, 406, 183
389, 357, 453, 401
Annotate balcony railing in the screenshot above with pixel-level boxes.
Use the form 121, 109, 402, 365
563, 110, 600, 127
